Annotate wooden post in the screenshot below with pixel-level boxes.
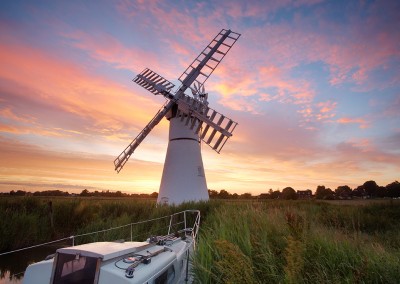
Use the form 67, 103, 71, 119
48, 201, 54, 230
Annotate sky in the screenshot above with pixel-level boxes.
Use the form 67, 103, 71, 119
0, 0, 399, 195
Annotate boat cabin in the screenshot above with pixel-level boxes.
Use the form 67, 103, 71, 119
24, 235, 192, 284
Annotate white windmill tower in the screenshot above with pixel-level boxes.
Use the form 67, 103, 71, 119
114, 29, 240, 205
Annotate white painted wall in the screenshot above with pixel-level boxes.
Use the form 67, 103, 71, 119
157, 116, 209, 205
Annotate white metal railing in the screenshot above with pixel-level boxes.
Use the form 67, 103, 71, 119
0, 210, 201, 256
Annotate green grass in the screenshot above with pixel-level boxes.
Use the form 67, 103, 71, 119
1, 197, 399, 283
193, 200, 400, 283
0, 196, 214, 251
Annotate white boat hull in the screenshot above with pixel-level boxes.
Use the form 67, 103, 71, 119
24, 237, 193, 284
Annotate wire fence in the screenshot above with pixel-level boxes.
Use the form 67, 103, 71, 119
0, 210, 200, 257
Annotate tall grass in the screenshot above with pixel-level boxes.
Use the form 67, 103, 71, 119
193, 200, 400, 283
1, 197, 399, 283
0, 196, 213, 251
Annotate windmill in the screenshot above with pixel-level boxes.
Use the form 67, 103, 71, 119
114, 29, 240, 205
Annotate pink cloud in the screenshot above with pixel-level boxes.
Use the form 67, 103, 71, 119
241, 5, 399, 90
62, 30, 160, 73
208, 61, 316, 115
0, 39, 169, 144
335, 138, 399, 165
317, 101, 337, 114
168, 41, 191, 56
113, 0, 399, 141
337, 117, 369, 129
0, 123, 18, 134
115, 2, 322, 120
0, 107, 36, 124
312, 100, 337, 121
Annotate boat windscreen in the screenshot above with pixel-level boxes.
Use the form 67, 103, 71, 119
51, 252, 100, 284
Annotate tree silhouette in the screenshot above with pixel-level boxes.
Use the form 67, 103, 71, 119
315, 185, 334, 200
335, 185, 352, 199
281, 187, 297, 200
80, 189, 90, 196
363, 180, 379, 198
270, 190, 281, 199
386, 181, 400, 198
240, 193, 253, 199
208, 190, 219, 199
218, 189, 231, 199
352, 185, 365, 198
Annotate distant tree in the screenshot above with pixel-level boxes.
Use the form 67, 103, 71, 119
259, 193, 270, 199
376, 186, 387, 198
218, 189, 231, 199
281, 187, 297, 200
8, 190, 26, 196
315, 185, 334, 200
231, 193, 239, 199
80, 189, 90, 196
14, 190, 27, 196
270, 190, 281, 199
33, 190, 69, 196
150, 192, 158, 198
352, 185, 365, 198
208, 190, 219, 199
315, 185, 325, 199
363, 180, 379, 198
240, 193, 252, 199
386, 181, 400, 198
335, 185, 352, 199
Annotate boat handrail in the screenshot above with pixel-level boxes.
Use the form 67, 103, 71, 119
0, 210, 200, 256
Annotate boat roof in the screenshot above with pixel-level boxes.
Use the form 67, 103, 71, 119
56, 241, 153, 261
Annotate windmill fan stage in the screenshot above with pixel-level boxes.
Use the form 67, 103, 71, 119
114, 29, 241, 205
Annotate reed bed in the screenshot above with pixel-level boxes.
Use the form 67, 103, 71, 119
1, 197, 399, 283
0, 196, 213, 251
193, 200, 400, 283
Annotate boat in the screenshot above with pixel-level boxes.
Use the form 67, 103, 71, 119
22, 210, 200, 284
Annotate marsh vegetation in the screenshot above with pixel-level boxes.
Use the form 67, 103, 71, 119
193, 200, 400, 283
0, 197, 399, 283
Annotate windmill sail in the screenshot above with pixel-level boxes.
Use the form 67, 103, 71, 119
175, 93, 238, 153
178, 29, 240, 97
115, 29, 240, 172
133, 68, 175, 97
114, 101, 171, 173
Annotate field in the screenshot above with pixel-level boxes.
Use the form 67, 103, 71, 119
1, 197, 400, 283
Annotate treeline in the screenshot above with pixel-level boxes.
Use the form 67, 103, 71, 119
1, 180, 399, 200
314, 180, 400, 200
208, 180, 400, 200
1, 189, 159, 198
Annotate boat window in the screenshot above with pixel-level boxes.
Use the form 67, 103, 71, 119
52, 253, 100, 284
154, 264, 175, 284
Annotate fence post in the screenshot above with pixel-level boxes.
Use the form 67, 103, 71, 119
184, 211, 187, 231
168, 214, 173, 235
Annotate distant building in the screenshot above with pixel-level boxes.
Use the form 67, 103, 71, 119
297, 189, 312, 199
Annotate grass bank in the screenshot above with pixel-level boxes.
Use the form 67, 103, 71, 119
0, 196, 214, 252
1, 197, 399, 283
193, 200, 400, 283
